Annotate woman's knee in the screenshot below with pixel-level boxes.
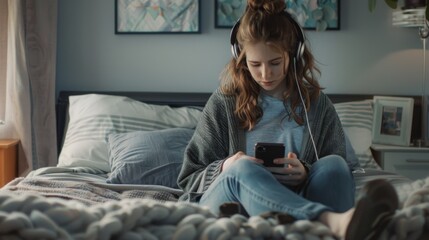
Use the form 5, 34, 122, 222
223, 158, 262, 176
316, 155, 349, 171
311, 155, 352, 179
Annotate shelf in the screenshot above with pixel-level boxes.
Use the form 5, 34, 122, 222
392, 8, 426, 28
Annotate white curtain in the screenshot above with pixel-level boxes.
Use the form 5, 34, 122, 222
0, 0, 58, 175
0, 0, 7, 122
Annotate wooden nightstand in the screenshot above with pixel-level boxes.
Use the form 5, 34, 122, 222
371, 144, 429, 180
0, 139, 19, 187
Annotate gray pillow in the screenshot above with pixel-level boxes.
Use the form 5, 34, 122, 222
345, 133, 361, 171
106, 128, 194, 188
334, 100, 381, 169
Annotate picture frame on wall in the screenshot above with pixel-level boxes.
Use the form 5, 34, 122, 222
372, 96, 414, 146
215, 0, 340, 31
115, 0, 201, 34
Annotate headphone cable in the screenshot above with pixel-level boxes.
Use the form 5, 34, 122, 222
293, 58, 319, 161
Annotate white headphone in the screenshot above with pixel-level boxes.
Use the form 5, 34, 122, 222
229, 10, 305, 61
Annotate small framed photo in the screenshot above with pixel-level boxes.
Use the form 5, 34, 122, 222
115, 0, 201, 34
372, 96, 414, 146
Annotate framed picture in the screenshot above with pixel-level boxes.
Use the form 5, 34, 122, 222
215, 0, 340, 31
115, 0, 200, 34
372, 96, 414, 146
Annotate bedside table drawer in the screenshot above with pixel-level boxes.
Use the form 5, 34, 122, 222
381, 152, 429, 180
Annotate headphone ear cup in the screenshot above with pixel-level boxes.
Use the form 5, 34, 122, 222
230, 20, 241, 59
231, 43, 240, 59
283, 11, 305, 61
295, 41, 305, 61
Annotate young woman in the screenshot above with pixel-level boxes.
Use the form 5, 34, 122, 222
178, 0, 399, 239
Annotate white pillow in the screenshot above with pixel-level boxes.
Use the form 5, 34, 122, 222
57, 94, 202, 172
334, 100, 381, 169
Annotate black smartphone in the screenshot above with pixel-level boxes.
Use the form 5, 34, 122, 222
254, 142, 285, 167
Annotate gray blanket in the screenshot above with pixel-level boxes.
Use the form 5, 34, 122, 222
1, 177, 180, 206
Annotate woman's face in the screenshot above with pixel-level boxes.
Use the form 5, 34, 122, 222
245, 41, 289, 99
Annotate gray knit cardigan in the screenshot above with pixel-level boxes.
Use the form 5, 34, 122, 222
177, 88, 346, 202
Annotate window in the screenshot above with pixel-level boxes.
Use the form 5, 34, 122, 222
0, 0, 8, 124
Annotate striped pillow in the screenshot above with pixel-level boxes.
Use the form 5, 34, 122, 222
334, 100, 381, 169
57, 94, 202, 172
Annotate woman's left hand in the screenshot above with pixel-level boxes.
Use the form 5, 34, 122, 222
267, 152, 307, 186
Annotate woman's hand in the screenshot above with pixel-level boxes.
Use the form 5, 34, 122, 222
267, 152, 307, 186
222, 151, 263, 171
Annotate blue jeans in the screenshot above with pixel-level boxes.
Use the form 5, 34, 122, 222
199, 155, 355, 220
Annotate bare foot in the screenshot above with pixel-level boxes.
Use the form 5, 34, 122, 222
319, 208, 355, 239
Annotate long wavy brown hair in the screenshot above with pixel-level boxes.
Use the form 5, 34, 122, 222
220, 0, 322, 130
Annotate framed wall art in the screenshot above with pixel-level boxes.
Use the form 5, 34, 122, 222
215, 0, 340, 31
115, 0, 201, 34
372, 96, 414, 146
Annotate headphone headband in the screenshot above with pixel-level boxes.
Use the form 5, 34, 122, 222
230, 10, 305, 61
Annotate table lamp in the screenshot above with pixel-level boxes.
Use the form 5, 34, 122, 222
393, 8, 429, 146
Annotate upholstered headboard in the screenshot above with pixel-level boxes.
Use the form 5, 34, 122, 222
55, 91, 422, 154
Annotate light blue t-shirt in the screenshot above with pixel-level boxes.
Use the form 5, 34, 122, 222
246, 94, 305, 158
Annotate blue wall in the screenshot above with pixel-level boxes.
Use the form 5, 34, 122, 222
56, 0, 427, 95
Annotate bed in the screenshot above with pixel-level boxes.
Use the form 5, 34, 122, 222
0, 91, 428, 239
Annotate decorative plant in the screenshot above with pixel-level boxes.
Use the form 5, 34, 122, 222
368, 0, 429, 21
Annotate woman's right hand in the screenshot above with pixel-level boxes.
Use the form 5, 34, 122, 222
222, 151, 263, 171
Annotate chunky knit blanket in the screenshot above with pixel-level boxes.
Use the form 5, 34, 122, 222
0, 176, 428, 239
